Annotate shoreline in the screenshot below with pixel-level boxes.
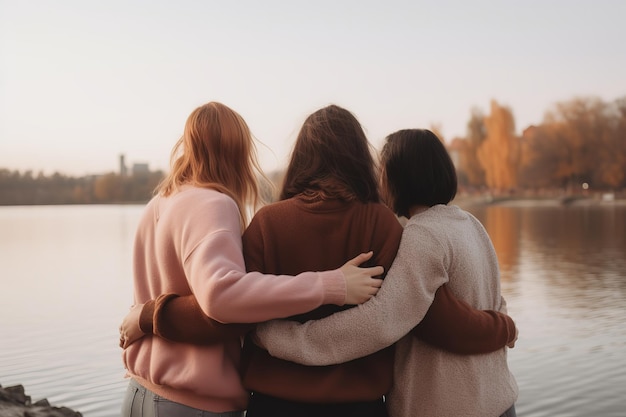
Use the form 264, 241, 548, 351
452, 193, 626, 208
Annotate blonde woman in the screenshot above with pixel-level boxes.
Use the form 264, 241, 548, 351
120, 102, 384, 417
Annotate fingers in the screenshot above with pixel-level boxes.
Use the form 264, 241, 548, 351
364, 266, 384, 277
361, 279, 383, 299
119, 324, 131, 349
369, 279, 383, 294
362, 277, 382, 288
346, 251, 374, 266
341, 254, 385, 304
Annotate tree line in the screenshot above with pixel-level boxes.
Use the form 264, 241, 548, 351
2, 95, 624, 205
0, 169, 165, 205
0, 168, 278, 206
453, 96, 626, 193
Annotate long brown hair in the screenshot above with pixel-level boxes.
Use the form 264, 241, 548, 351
157, 101, 266, 226
280, 104, 380, 203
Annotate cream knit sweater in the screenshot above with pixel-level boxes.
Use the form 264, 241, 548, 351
256, 204, 518, 417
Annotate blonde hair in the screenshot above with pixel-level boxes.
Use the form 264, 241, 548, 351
157, 101, 266, 227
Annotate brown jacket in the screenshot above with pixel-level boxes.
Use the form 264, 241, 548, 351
238, 196, 401, 402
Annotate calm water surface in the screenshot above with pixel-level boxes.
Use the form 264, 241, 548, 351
0, 203, 625, 417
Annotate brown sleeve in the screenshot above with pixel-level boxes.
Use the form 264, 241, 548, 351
139, 293, 254, 344
412, 285, 516, 354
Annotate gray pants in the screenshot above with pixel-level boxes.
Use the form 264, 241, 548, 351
499, 404, 517, 417
121, 378, 245, 417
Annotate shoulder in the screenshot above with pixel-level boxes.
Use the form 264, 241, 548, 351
366, 201, 397, 216
248, 199, 293, 226
406, 205, 468, 229
461, 208, 488, 230
401, 207, 453, 250
244, 200, 294, 240
349, 201, 400, 222
171, 187, 238, 216
169, 187, 241, 232
255, 198, 293, 214
424, 205, 486, 239
363, 202, 403, 232
174, 186, 237, 208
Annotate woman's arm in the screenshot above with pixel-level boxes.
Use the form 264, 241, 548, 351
253, 225, 446, 365
147, 294, 254, 343
412, 285, 516, 354
182, 197, 382, 323
254, 225, 516, 365
119, 294, 252, 348
120, 252, 384, 347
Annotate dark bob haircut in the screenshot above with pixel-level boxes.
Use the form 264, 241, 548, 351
380, 129, 457, 218
280, 104, 380, 203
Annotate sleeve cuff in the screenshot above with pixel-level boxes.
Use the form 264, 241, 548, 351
319, 269, 346, 306
505, 315, 517, 345
139, 300, 155, 334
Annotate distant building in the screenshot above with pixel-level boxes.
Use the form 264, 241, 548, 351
119, 154, 127, 176
119, 154, 150, 176
132, 163, 150, 176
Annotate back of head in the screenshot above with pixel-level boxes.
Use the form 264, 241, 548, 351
280, 104, 379, 203
157, 101, 263, 225
381, 129, 457, 218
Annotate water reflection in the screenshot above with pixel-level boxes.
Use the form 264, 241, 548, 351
468, 204, 626, 417
472, 205, 626, 293
474, 205, 522, 277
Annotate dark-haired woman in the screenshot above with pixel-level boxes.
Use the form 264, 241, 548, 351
255, 129, 519, 417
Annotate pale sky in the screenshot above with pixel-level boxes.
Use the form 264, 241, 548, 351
1, 0, 625, 176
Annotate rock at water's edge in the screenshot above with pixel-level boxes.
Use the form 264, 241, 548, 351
0, 384, 82, 417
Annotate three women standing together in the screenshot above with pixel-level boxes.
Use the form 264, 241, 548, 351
120, 102, 518, 417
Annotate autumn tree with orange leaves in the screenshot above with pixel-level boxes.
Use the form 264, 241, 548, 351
476, 100, 520, 191
519, 97, 626, 190
455, 96, 625, 192
458, 107, 487, 188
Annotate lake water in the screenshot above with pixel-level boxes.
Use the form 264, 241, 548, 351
0, 203, 625, 417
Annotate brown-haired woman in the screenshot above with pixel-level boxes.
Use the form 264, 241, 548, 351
255, 129, 519, 417
121, 108, 516, 417
120, 101, 385, 417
